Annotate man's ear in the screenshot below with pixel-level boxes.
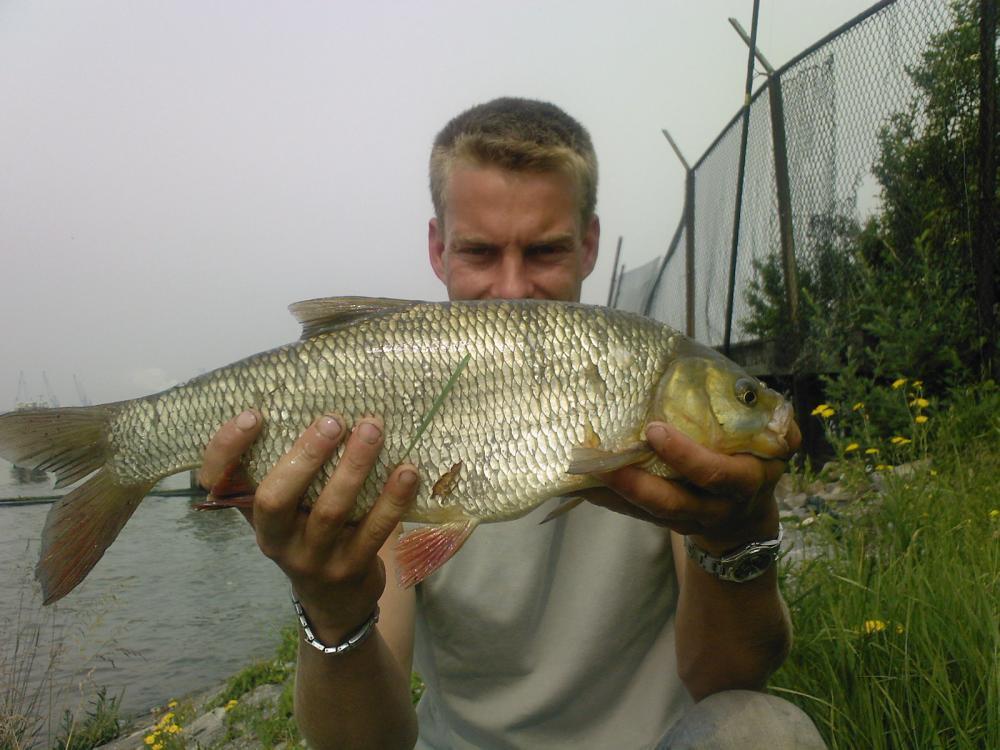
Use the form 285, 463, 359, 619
580, 215, 600, 279
428, 217, 447, 283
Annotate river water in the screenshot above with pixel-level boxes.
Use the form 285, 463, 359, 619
0, 459, 291, 743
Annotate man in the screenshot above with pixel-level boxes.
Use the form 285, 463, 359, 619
198, 98, 819, 749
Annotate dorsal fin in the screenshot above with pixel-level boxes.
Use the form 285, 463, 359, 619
288, 297, 419, 339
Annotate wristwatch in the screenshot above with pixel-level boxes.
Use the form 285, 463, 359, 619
684, 524, 783, 583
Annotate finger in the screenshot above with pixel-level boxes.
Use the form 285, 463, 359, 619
347, 464, 420, 561
254, 414, 345, 550
576, 486, 705, 534
198, 410, 262, 489
313, 417, 384, 513
645, 423, 768, 499
596, 466, 732, 527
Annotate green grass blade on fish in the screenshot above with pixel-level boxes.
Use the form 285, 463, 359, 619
401, 353, 471, 461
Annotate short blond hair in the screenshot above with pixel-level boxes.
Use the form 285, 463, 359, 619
430, 98, 598, 230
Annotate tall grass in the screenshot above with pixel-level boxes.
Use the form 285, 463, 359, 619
774, 386, 999, 749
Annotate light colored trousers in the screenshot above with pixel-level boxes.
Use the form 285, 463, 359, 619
657, 690, 827, 749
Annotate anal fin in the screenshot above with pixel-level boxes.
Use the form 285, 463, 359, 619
194, 462, 257, 510
395, 520, 478, 588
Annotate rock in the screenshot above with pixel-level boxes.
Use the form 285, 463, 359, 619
94, 726, 150, 750
242, 682, 283, 711
773, 473, 798, 503
182, 706, 228, 748
781, 491, 809, 510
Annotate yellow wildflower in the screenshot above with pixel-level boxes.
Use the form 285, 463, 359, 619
144, 737, 156, 746
915, 415, 928, 424
990, 509, 999, 520
875, 464, 891, 471
891, 378, 907, 389
865, 448, 879, 455
821, 407, 835, 418
864, 619, 887, 634
930, 469, 938, 476
810, 403, 829, 416
852, 402, 864, 411
167, 724, 181, 734
153, 744, 163, 750
911, 397, 929, 408
890, 436, 911, 446
912, 380, 923, 388
844, 443, 860, 453
157, 712, 174, 726
225, 699, 239, 712
167, 700, 177, 708
895, 623, 905, 634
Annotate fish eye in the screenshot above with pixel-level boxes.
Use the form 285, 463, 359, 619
734, 377, 758, 407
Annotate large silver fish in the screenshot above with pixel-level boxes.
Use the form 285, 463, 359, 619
0, 297, 793, 603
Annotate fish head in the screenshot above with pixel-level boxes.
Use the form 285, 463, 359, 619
651, 341, 793, 460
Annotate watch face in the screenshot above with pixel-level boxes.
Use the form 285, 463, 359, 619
730, 551, 774, 581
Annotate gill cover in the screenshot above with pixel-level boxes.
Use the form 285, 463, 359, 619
652, 344, 791, 459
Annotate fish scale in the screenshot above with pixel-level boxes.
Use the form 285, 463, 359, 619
0, 297, 793, 603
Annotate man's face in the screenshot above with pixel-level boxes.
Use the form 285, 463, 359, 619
428, 163, 599, 302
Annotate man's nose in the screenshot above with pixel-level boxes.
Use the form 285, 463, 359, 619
491, 254, 533, 299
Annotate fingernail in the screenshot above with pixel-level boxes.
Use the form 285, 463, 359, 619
399, 469, 418, 488
646, 424, 669, 443
236, 411, 258, 431
317, 415, 342, 439
358, 421, 382, 444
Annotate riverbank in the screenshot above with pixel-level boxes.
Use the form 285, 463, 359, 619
96, 625, 302, 750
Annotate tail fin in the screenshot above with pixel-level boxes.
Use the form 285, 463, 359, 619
0, 406, 154, 604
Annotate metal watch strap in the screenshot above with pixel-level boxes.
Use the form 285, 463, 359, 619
292, 592, 380, 655
684, 523, 783, 583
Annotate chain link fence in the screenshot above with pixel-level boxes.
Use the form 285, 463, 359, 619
613, 0, 952, 356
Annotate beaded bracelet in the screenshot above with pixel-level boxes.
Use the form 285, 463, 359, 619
292, 592, 380, 655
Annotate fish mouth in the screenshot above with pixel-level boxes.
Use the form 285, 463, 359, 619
747, 398, 794, 459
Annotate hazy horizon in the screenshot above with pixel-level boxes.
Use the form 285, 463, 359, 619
1, 0, 876, 407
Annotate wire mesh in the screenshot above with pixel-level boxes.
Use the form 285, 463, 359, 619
612, 0, 952, 348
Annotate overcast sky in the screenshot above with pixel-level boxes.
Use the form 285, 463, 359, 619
0, 0, 876, 407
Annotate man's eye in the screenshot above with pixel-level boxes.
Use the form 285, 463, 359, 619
458, 246, 494, 258
527, 245, 567, 258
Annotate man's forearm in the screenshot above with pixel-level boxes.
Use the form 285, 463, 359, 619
672, 526, 792, 702
295, 629, 418, 750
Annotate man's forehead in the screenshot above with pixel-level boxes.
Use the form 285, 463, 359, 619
447, 230, 578, 248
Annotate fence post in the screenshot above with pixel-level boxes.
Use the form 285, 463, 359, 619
976, 0, 997, 376
769, 73, 801, 364
723, 0, 761, 356
684, 170, 696, 337
606, 236, 624, 307
661, 128, 696, 334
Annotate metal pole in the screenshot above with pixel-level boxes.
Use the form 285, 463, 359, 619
660, 128, 697, 336
612, 263, 626, 308
723, 0, 761, 356
684, 171, 696, 337
605, 236, 624, 307
976, 0, 997, 375
731, 15, 798, 351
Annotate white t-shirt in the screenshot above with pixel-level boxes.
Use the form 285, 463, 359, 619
411, 498, 691, 749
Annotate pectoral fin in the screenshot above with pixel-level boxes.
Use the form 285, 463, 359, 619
395, 519, 479, 588
566, 445, 653, 475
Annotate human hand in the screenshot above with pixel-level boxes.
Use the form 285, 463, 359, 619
588, 420, 801, 554
198, 410, 420, 641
